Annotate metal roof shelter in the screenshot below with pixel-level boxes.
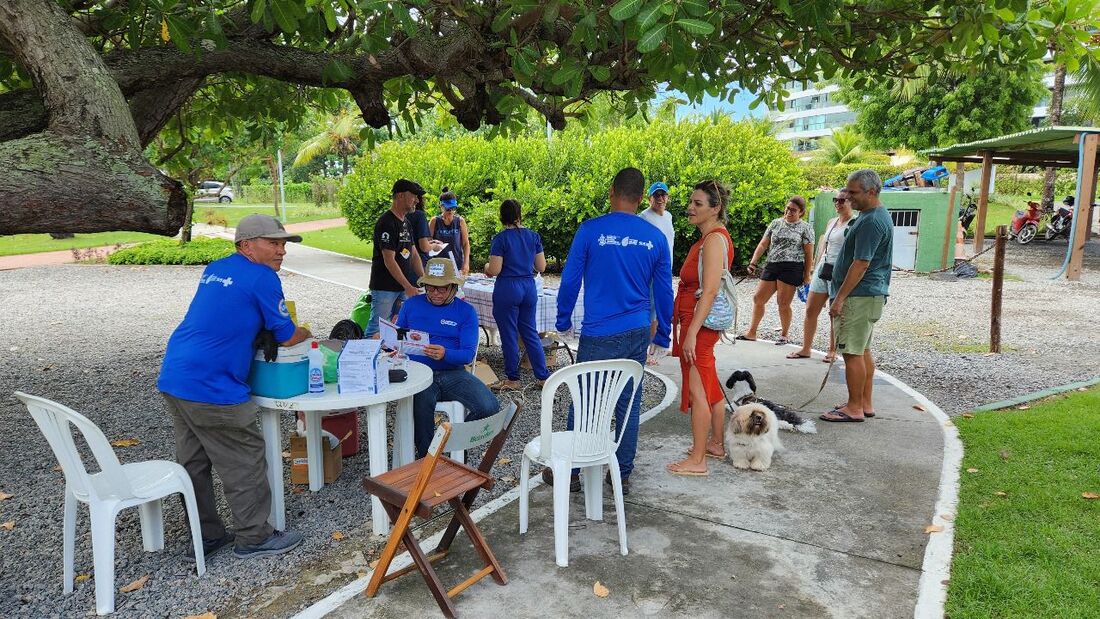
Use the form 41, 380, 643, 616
924, 126, 1099, 281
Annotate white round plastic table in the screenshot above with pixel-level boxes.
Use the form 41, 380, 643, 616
252, 361, 433, 535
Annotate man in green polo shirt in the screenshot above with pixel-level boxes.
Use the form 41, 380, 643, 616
822, 169, 893, 423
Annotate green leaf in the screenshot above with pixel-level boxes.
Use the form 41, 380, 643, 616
322, 59, 353, 84
638, 3, 662, 31
588, 65, 611, 82
551, 64, 583, 85
322, 4, 338, 31
512, 53, 535, 80
164, 15, 194, 53
675, 18, 715, 35
269, 0, 299, 33
609, 0, 643, 21
250, 0, 267, 23
681, 0, 708, 17
995, 7, 1016, 21
636, 23, 667, 53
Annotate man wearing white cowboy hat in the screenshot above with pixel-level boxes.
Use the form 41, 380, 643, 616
158, 214, 312, 560
395, 257, 500, 457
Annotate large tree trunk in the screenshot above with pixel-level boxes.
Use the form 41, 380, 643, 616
1041, 62, 1068, 212
0, 0, 186, 236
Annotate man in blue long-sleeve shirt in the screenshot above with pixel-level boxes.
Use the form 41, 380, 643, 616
396, 258, 500, 456
555, 167, 674, 494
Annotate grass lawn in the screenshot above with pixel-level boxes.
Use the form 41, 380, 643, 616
192, 202, 341, 228
1, 203, 342, 258
0, 231, 165, 257
298, 226, 372, 259
947, 387, 1100, 618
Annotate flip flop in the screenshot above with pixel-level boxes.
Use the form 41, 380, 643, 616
735, 334, 756, 341
786, 351, 811, 359
834, 403, 874, 418
820, 408, 865, 422
666, 463, 710, 477
489, 380, 521, 392
822, 354, 837, 363
684, 448, 727, 459
774, 337, 789, 345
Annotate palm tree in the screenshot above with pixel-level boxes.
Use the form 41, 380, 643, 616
814, 127, 867, 165
293, 110, 364, 175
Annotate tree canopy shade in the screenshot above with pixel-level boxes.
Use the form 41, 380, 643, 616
836, 65, 1049, 152
1, 0, 1097, 234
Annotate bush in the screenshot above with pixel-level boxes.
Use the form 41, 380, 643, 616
801, 162, 907, 191
340, 119, 807, 267
991, 168, 1078, 199
108, 238, 235, 265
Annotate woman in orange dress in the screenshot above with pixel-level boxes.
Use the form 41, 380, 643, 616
667, 180, 734, 477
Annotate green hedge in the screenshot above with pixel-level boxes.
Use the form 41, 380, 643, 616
992, 169, 1078, 200
340, 119, 807, 268
236, 182, 312, 204
801, 163, 908, 191
108, 238, 235, 265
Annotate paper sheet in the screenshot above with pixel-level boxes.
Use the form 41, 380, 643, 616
337, 339, 388, 394
427, 242, 449, 257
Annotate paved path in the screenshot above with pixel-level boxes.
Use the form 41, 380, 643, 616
307, 341, 954, 619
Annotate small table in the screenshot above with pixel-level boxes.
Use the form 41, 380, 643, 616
461, 277, 583, 361
253, 361, 433, 535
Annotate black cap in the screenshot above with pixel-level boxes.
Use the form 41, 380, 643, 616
391, 179, 425, 197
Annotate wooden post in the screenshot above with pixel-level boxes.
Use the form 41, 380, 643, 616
972, 150, 994, 255
990, 225, 1006, 353
1068, 134, 1099, 280
942, 161, 964, 269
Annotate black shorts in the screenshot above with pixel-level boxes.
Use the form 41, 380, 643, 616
761, 261, 804, 286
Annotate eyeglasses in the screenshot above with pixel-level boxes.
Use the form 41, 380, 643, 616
425, 284, 451, 293
832, 198, 847, 204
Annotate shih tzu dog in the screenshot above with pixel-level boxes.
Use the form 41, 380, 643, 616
725, 403, 782, 471
725, 369, 817, 434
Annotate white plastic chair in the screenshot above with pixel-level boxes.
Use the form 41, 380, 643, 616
434, 338, 480, 462
15, 392, 205, 615
518, 359, 643, 567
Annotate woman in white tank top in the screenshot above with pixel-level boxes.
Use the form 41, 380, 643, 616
787, 190, 855, 362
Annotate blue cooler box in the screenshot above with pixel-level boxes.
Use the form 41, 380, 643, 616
249, 342, 310, 398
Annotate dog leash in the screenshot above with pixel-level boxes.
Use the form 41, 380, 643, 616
797, 355, 837, 409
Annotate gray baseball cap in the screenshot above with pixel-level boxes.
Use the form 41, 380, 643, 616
234, 214, 303, 243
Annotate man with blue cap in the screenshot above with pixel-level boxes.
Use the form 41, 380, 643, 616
639, 181, 674, 363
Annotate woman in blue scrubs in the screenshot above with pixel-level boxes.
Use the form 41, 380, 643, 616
484, 199, 549, 390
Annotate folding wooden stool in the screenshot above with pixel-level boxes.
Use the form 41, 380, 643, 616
362, 402, 520, 618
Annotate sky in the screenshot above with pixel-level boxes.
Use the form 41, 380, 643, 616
666, 83, 763, 121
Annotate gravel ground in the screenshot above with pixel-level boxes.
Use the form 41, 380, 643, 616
0, 265, 664, 618
734, 236, 1100, 415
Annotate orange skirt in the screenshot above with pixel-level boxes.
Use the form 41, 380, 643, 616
672, 317, 724, 413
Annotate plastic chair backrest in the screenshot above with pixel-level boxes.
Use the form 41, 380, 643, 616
14, 391, 135, 502
540, 360, 643, 462
446, 400, 517, 455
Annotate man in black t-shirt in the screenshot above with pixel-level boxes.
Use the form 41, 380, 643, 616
365, 179, 426, 337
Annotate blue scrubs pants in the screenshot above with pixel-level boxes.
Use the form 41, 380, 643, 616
491, 276, 550, 381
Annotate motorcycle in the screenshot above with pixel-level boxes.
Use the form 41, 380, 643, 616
1008, 196, 1044, 245
1045, 196, 1074, 240
958, 193, 977, 230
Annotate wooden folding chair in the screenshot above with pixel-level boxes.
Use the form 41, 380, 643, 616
362, 401, 520, 618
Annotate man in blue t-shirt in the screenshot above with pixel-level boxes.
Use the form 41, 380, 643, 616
822, 169, 894, 424
554, 167, 675, 494
158, 215, 312, 559
396, 258, 500, 457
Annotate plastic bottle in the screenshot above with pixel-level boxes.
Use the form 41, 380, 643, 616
308, 341, 324, 393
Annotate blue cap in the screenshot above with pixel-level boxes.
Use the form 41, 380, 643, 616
648, 182, 669, 196
441, 198, 458, 209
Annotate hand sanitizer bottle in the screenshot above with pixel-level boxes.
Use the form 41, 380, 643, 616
308, 341, 324, 393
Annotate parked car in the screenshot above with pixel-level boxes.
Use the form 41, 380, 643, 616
195, 180, 233, 203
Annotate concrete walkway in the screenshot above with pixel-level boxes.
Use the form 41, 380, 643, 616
298, 343, 954, 619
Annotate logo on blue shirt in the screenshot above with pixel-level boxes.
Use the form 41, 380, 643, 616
597, 234, 654, 250
440, 319, 457, 326
201, 274, 234, 287
278, 300, 290, 317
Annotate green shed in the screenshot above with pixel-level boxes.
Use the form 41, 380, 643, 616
810, 190, 956, 273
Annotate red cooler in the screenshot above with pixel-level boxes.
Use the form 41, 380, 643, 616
298, 410, 360, 457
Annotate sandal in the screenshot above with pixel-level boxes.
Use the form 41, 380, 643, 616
834, 403, 874, 418
666, 462, 709, 477
489, 380, 521, 392
822, 353, 837, 363
735, 334, 756, 341
684, 446, 727, 459
774, 337, 789, 345
820, 407, 865, 422
786, 351, 811, 359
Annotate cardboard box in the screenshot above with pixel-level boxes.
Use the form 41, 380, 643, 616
289, 434, 343, 485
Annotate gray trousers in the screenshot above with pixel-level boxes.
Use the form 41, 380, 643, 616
162, 393, 274, 545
